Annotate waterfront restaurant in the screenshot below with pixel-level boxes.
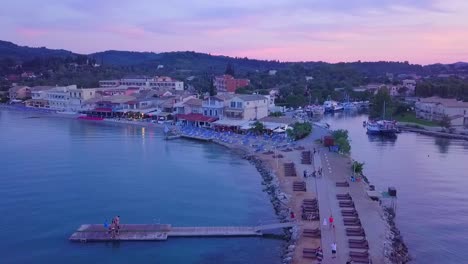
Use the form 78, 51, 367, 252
175, 113, 218, 128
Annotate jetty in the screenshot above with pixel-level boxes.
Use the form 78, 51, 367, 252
69, 222, 298, 242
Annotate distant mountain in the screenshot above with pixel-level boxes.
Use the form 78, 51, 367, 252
0, 40, 77, 61
1, 39, 466, 76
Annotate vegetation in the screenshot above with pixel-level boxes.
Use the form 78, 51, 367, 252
287, 122, 312, 140
416, 77, 468, 101
269, 111, 284, 117
352, 161, 365, 175
439, 115, 452, 128
332, 129, 351, 154
370, 88, 394, 119
394, 112, 439, 127
249, 121, 265, 135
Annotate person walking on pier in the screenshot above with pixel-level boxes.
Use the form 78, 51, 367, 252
329, 215, 334, 229
331, 242, 337, 258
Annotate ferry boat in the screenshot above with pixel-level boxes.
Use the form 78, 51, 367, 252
323, 100, 344, 113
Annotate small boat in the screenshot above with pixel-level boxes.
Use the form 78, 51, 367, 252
323, 100, 343, 113
305, 105, 325, 116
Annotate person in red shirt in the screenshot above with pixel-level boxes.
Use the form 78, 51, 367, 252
329, 215, 334, 229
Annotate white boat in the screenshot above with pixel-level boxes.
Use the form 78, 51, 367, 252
305, 105, 324, 116
323, 100, 343, 113
343, 102, 358, 111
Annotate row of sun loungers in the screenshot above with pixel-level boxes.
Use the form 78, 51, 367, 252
284, 162, 297, 177
336, 181, 350, 187
301, 198, 319, 221
303, 228, 321, 238
302, 247, 320, 259
336, 190, 372, 263
293, 181, 306, 192
301, 150, 311, 164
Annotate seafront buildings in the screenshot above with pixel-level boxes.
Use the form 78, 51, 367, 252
15, 76, 275, 129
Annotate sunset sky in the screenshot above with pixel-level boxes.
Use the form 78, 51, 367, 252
1, 0, 467, 64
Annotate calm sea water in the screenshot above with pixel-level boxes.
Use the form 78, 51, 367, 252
323, 113, 468, 264
0, 110, 282, 264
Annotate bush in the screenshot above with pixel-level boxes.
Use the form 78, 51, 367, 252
269, 111, 284, 117
332, 129, 351, 154
287, 122, 312, 140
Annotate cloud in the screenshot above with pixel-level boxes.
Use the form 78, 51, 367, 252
0, 0, 466, 63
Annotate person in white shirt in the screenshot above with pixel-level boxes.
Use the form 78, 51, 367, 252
331, 242, 337, 258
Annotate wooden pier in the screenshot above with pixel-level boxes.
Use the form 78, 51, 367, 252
69, 222, 298, 242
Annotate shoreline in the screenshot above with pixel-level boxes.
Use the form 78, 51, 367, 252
2, 105, 410, 263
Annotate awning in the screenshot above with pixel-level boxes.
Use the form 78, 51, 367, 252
176, 113, 217, 123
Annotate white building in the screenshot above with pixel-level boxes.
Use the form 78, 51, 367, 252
46, 85, 77, 111
225, 94, 269, 120
415, 97, 468, 127
268, 70, 277, 76
68, 88, 97, 111
202, 94, 234, 119
99, 76, 184, 91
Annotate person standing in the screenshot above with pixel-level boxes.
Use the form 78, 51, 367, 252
322, 217, 328, 229
331, 242, 337, 258
329, 215, 334, 229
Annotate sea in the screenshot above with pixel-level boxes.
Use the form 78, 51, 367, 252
323, 112, 468, 264
0, 109, 283, 264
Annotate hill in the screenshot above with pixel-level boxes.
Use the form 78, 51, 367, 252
0, 40, 77, 62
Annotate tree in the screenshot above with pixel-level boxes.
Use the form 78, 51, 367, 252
225, 63, 235, 76
287, 122, 312, 140
209, 78, 216, 96
250, 121, 265, 135
352, 161, 365, 175
439, 114, 451, 129
269, 111, 284, 117
370, 88, 393, 119
332, 129, 351, 154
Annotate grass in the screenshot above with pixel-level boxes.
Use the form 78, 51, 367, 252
394, 112, 440, 127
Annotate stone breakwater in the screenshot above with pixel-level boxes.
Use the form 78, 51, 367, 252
243, 155, 299, 264
383, 207, 411, 264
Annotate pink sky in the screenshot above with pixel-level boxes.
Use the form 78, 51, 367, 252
1, 0, 467, 64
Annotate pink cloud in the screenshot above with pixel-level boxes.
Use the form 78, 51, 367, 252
16, 27, 50, 38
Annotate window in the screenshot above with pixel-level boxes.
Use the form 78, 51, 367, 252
230, 102, 236, 108
236, 102, 242, 108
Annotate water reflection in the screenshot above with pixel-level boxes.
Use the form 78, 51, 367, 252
434, 137, 451, 154
366, 134, 397, 145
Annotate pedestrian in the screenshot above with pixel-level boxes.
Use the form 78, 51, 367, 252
322, 218, 328, 229
290, 211, 295, 220
316, 247, 323, 262
329, 215, 334, 229
331, 242, 337, 258
303, 170, 307, 178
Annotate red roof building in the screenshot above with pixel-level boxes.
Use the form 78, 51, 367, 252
214, 75, 250, 93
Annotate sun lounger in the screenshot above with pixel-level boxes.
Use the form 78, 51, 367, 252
336, 181, 350, 187
349, 238, 367, 244
303, 247, 319, 253
302, 252, 317, 259
349, 241, 369, 249
343, 217, 360, 222
349, 250, 369, 257
349, 256, 371, 263
340, 203, 355, 208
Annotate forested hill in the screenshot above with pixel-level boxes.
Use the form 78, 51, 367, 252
0, 40, 77, 61
1, 39, 467, 76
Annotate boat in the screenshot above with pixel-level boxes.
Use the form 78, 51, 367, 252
343, 102, 358, 111
323, 100, 344, 113
305, 105, 324, 116
366, 101, 398, 136
366, 120, 398, 136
